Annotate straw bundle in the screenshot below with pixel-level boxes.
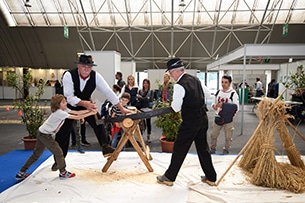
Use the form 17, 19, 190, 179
277, 123, 305, 169
239, 99, 282, 172
239, 97, 305, 193
278, 163, 305, 193
251, 144, 287, 190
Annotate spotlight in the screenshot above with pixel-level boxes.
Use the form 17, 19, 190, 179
24, 0, 32, 7
179, 0, 186, 7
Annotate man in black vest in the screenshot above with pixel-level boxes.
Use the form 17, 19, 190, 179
156, 58, 217, 186
52, 55, 131, 171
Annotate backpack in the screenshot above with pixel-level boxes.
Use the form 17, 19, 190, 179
101, 100, 113, 118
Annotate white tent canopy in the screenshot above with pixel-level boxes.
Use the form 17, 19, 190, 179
206, 43, 305, 135
211, 64, 280, 70
207, 44, 305, 70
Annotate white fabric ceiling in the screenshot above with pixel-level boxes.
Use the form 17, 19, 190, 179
0, 0, 305, 71
2, 0, 305, 27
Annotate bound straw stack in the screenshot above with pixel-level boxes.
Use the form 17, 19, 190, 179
239, 96, 305, 193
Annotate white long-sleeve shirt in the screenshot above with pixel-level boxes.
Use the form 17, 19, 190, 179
62, 70, 119, 107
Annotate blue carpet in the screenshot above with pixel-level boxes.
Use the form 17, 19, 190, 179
0, 150, 52, 193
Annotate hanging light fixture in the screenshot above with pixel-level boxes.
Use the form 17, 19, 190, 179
24, 0, 32, 7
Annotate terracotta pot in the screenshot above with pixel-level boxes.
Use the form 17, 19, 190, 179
22, 136, 37, 150
159, 135, 174, 153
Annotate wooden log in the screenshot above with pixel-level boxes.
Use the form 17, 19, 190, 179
102, 119, 153, 172
122, 118, 133, 128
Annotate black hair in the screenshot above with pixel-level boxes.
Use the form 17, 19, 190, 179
112, 84, 122, 92
222, 75, 232, 83
116, 72, 122, 78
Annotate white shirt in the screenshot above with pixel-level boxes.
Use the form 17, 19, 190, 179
212, 88, 239, 114
201, 81, 211, 98
39, 109, 70, 135
256, 81, 263, 91
62, 70, 119, 107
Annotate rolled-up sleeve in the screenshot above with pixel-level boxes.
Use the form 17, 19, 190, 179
201, 80, 211, 98
171, 84, 185, 112
95, 73, 119, 105
62, 72, 81, 107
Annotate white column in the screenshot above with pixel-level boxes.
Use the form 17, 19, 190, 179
85, 51, 121, 108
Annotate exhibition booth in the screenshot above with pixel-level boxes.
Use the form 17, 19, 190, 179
207, 43, 305, 134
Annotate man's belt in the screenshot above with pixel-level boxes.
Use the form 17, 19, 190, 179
97, 107, 173, 124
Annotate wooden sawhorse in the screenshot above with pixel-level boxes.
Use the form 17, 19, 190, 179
102, 118, 153, 172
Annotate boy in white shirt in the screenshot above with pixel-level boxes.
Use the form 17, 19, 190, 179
16, 94, 97, 180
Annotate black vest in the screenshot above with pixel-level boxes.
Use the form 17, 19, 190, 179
177, 74, 206, 120
67, 68, 96, 110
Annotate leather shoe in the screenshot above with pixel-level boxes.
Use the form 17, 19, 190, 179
102, 144, 115, 157
81, 140, 91, 147
201, 176, 216, 186
156, 175, 173, 186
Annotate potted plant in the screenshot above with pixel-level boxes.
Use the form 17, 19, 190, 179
154, 101, 182, 152
7, 70, 47, 149
283, 64, 305, 96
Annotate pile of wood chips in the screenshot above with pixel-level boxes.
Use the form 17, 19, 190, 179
239, 97, 305, 193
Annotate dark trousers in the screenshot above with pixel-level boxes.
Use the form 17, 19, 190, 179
146, 118, 151, 134
290, 105, 305, 120
55, 115, 108, 158
255, 90, 263, 97
81, 123, 87, 142
164, 113, 217, 182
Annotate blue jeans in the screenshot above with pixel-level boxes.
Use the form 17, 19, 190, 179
111, 128, 124, 149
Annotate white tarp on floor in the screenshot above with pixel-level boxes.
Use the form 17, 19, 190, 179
0, 152, 304, 203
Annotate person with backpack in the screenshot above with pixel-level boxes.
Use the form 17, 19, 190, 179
210, 75, 239, 155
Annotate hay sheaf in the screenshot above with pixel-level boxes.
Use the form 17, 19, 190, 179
239, 97, 305, 193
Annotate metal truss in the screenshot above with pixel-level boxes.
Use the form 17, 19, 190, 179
2, 0, 305, 71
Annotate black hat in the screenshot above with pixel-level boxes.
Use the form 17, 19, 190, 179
166, 58, 184, 72
76, 55, 97, 66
